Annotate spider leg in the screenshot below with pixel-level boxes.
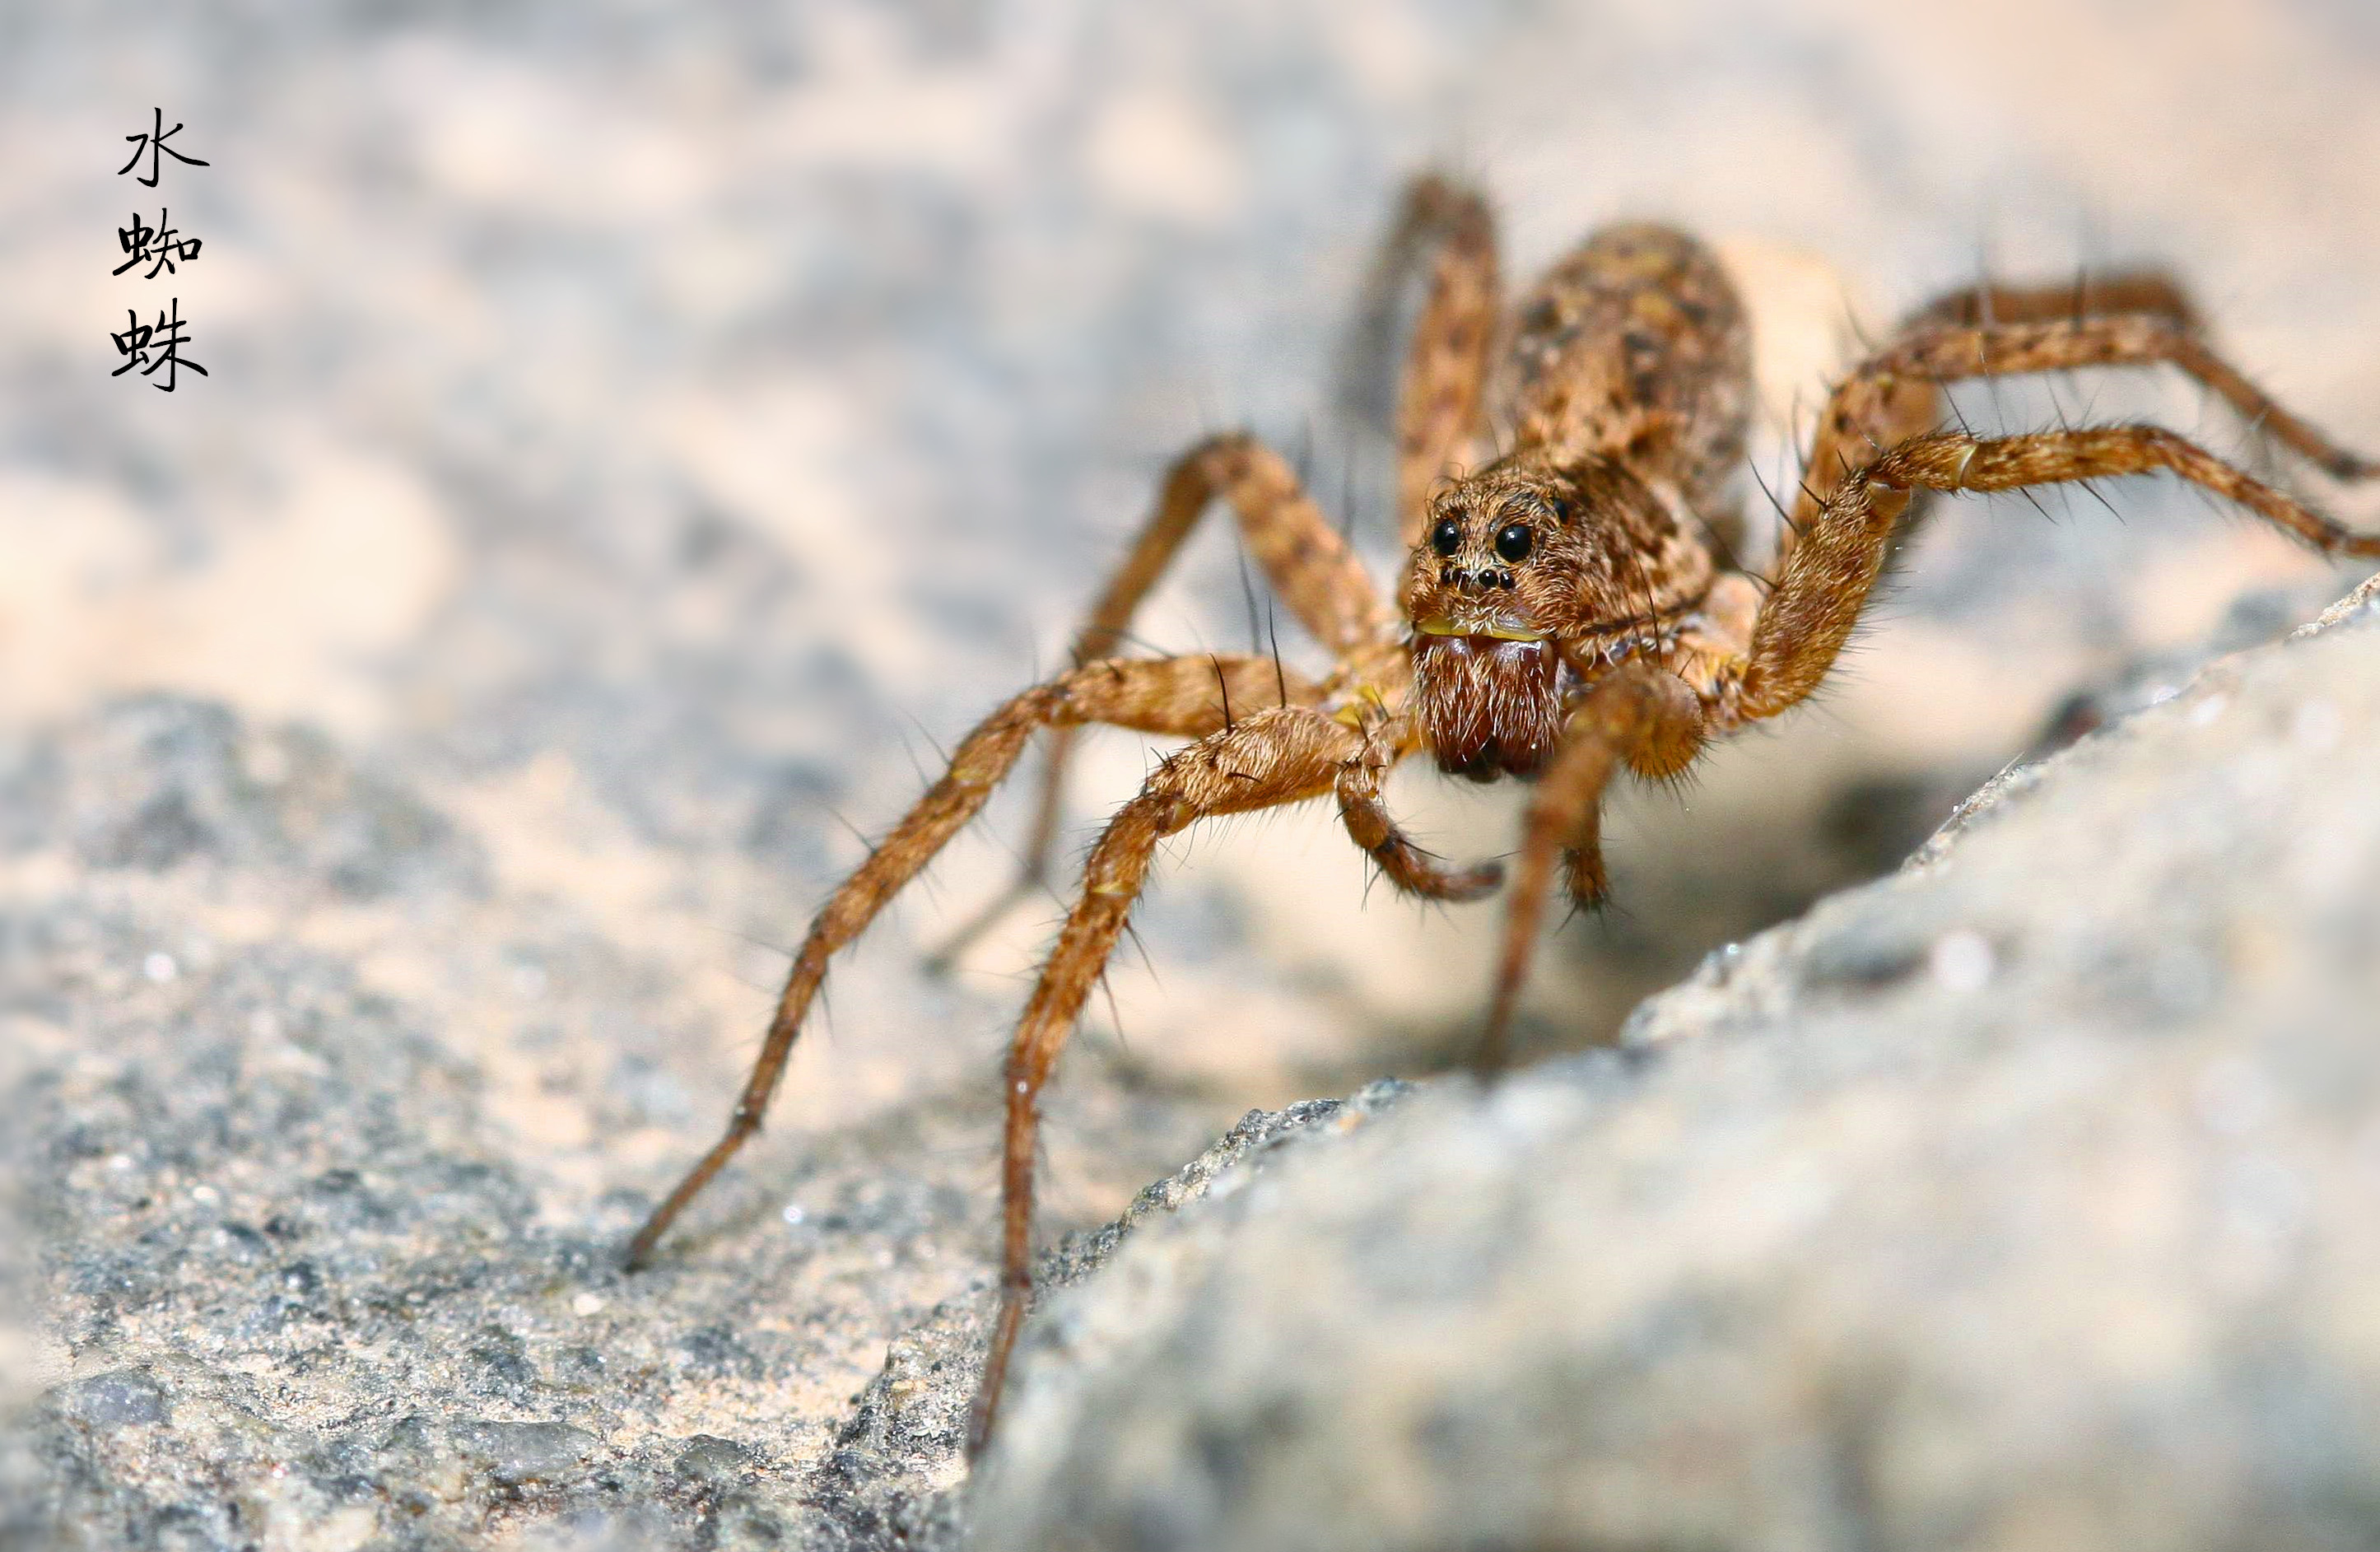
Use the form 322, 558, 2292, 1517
1384, 173, 1501, 548
931, 431, 1393, 969
1476, 664, 1707, 1074
1334, 730, 1503, 901
971, 703, 1371, 1456
1788, 307, 2380, 557
1739, 426, 2380, 722
1907, 271, 2200, 331
623, 652, 1321, 1271
1881, 273, 2197, 480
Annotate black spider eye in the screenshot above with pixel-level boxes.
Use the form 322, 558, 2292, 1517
1494, 523, 1532, 563
1430, 517, 1462, 557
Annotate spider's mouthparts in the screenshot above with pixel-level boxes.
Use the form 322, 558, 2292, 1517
1410, 629, 1564, 779
1415, 615, 1549, 642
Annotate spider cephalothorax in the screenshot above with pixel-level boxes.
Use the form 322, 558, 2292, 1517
625, 173, 2380, 1458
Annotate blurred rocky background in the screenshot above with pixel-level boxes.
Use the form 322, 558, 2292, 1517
7, 0, 2380, 1546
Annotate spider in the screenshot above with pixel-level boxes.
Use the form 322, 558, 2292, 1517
625, 174, 2380, 1455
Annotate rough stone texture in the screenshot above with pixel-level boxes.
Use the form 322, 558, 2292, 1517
966, 580, 2380, 1551
822, 1084, 1413, 1540
12, 2, 2380, 1548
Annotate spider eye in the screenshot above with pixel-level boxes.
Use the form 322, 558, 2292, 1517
1494, 523, 1533, 563
1429, 517, 1462, 557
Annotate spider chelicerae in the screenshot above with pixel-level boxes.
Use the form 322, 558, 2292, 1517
626, 174, 2380, 1452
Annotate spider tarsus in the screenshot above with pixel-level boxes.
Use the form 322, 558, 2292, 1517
621, 1213, 670, 1274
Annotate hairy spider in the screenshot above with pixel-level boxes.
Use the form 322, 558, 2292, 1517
626, 174, 2380, 1454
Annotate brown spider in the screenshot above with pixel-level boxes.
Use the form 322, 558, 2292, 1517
625, 174, 2380, 1454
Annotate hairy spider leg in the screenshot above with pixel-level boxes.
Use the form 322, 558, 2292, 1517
1742, 426, 2380, 721
1907, 271, 2201, 332
1789, 306, 2380, 566
929, 430, 1399, 968
1474, 664, 1707, 1074
971, 702, 1424, 1455
1334, 725, 1506, 902
622, 653, 1322, 1270
1782, 272, 2199, 564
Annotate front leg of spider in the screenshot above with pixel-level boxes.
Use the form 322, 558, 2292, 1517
1742, 426, 2380, 721
620, 651, 1323, 1270
1477, 663, 1706, 1073
927, 430, 1397, 970
970, 704, 1390, 1456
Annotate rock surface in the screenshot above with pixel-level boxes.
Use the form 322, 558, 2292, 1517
966, 575, 2380, 1551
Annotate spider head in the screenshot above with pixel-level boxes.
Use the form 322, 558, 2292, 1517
1403, 454, 1712, 781
1400, 461, 1573, 781
1404, 467, 1569, 644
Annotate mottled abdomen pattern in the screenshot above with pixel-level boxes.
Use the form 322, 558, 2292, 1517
1489, 224, 1753, 513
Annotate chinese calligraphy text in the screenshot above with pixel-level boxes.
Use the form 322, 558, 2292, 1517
110, 300, 208, 392
118, 107, 209, 189
109, 110, 207, 391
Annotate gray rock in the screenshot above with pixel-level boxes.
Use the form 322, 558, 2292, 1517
0, 695, 487, 902
673, 1432, 756, 1489
813, 1084, 1418, 1541
53, 1373, 168, 1430
444, 1419, 598, 1488
967, 576, 2380, 1551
